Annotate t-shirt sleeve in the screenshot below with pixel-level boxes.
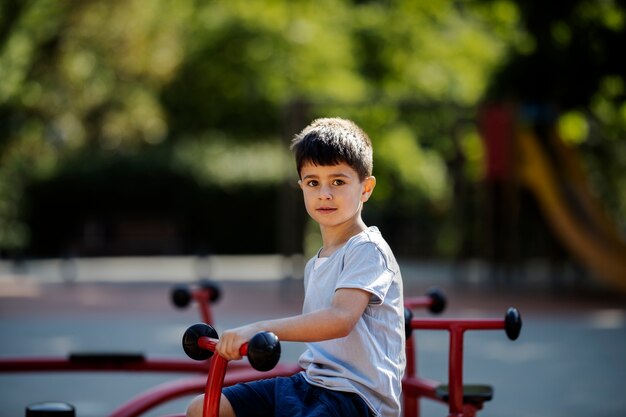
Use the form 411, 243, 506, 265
335, 242, 395, 305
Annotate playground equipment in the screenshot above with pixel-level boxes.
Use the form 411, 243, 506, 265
181, 323, 282, 417
516, 127, 626, 290
402, 289, 522, 417
2, 283, 522, 417
480, 103, 626, 291
177, 299, 522, 417
0, 281, 300, 417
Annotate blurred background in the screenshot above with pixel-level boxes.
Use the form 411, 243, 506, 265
1, 0, 625, 416
1, 0, 626, 283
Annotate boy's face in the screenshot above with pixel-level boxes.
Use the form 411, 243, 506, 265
298, 162, 375, 230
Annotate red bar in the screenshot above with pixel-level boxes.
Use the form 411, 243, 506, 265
0, 357, 254, 373
404, 296, 433, 310
107, 363, 301, 417
405, 337, 416, 379
198, 336, 218, 352
203, 355, 228, 417
108, 375, 207, 417
404, 337, 418, 417
402, 375, 440, 399
194, 291, 213, 324
449, 326, 464, 415
409, 318, 504, 332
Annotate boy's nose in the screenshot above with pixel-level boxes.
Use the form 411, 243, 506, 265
318, 185, 332, 199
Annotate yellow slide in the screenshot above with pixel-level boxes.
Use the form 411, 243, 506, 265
516, 129, 626, 291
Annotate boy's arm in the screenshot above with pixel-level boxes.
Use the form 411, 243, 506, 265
215, 288, 371, 360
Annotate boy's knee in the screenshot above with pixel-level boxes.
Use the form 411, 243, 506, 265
186, 394, 204, 417
186, 393, 235, 417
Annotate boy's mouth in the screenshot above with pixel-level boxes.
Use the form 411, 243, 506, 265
316, 206, 337, 214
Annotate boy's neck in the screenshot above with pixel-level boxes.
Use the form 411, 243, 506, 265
319, 219, 367, 258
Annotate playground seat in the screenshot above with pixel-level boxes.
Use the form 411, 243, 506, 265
435, 384, 493, 405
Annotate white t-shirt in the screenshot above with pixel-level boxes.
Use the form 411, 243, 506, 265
298, 226, 405, 417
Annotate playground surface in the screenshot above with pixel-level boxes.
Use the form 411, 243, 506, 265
1, 258, 625, 417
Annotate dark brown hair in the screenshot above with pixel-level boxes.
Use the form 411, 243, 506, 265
290, 118, 373, 181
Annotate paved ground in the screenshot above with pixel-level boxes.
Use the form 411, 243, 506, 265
1, 259, 625, 417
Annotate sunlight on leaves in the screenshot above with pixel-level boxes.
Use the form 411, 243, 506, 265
558, 112, 589, 145
377, 125, 449, 202
173, 137, 292, 187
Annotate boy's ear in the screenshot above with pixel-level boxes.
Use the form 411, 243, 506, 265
361, 176, 376, 202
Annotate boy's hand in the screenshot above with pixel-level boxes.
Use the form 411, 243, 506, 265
215, 324, 261, 361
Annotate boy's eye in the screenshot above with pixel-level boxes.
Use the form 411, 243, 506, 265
332, 179, 345, 186
306, 180, 318, 187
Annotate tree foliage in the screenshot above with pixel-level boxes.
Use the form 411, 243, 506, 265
1, 0, 624, 255
486, 0, 626, 226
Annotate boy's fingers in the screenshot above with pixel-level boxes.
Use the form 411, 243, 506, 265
216, 336, 242, 361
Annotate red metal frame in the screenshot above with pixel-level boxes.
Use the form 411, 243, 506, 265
171, 282, 219, 325
1, 281, 301, 417
404, 294, 441, 310
403, 291, 448, 416
195, 334, 275, 417
402, 310, 520, 417
3, 283, 520, 417
0, 356, 211, 373
0, 354, 300, 417
106, 364, 297, 417
192, 286, 217, 325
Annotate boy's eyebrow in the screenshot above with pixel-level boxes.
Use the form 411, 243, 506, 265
301, 172, 351, 180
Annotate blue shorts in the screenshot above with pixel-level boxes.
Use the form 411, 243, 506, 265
223, 372, 373, 417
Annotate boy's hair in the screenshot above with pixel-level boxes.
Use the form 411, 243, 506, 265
290, 118, 373, 181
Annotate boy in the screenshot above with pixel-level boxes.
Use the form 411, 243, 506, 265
187, 117, 405, 417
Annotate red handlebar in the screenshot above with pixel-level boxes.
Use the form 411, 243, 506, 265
182, 324, 281, 417
172, 281, 221, 324
410, 317, 505, 332
197, 337, 249, 358
194, 335, 248, 417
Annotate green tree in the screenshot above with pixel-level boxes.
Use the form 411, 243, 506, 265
0, 0, 527, 256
